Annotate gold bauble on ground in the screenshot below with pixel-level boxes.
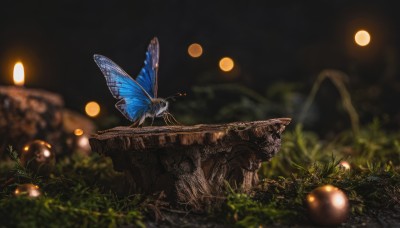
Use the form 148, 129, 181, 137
14, 183, 41, 198
306, 184, 349, 226
339, 161, 351, 170
65, 129, 92, 156
20, 140, 56, 175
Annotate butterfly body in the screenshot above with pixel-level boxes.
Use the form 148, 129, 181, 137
140, 98, 169, 125
150, 98, 169, 117
94, 37, 176, 126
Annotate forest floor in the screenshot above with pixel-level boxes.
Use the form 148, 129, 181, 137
1, 122, 399, 227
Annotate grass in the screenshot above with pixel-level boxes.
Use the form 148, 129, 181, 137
221, 119, 400, 227
1, 121, 399, 227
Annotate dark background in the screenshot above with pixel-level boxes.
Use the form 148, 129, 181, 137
1, 0, 399, 132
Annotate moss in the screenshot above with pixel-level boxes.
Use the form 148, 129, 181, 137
1, 121, 400, 227
220, 122, 400, 227
0, 149, 145, 228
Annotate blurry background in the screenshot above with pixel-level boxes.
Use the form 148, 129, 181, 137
1, 0, 399, 136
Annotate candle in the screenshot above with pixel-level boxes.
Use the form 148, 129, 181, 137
13, 62, 25, 86
0, 60, 65, 157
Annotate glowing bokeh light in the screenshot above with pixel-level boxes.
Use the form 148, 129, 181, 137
219, 57, 234, 72
332, 193, 346, 208
77, 135, 90, 150
43, 149, 51, 157
324, 185, 333, 192
74, 128, 84, 136
13, 62, 25, 86
188, 43, 203, 58
85, 101, 100, 117
307, 195, 315, 203
354, 30, 371, 46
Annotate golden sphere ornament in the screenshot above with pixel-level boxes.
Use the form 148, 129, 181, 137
20, 140, 56, 175
66, 129, 92, 156
306, 185, 349, 226
73, 129, 91, 155
339, 161, 351, 171
14, 184, 41, 198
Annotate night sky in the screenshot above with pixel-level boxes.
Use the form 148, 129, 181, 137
1, 0, 399, 128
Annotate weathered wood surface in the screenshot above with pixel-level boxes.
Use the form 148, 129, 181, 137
90, 118, 291, 210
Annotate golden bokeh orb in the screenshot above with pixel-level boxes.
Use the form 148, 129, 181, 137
85, 101, 100, 117
74, 128, 84, 136
188, 43, 203, 58
354, 30, 371, 46
219, 57, 234, 72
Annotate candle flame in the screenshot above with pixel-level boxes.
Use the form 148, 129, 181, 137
13, 62, 25, 86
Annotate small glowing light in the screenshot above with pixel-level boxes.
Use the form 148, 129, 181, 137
307, 195, 315, 203
77, 135, 90, 150
85, 101, 100, 117
219, 57, 234, 72
324, 185, 334, 192
39, 141, 52, 148
332, 193, 346, 208
14, 184, 42, 198
188, 43, 203, 58
13, 62, 25, 86
355, 30, 371, 46
339, 161, 351, 170
43, 149, 51, 157
74, 128, 84, 136
30, 189, 41, 197
23, 145, 29, 152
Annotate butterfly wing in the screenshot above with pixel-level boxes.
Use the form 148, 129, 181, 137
135, 37, 159, 98
93, 54, 152, 122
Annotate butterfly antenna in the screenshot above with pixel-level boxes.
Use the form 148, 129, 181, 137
165, 92, 187, 101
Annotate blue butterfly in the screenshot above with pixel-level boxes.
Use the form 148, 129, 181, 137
93, 37, 179, 126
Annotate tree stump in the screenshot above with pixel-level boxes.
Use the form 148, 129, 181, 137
0, 86, 64, 157
0, 86, 95, 157
89, 118, 291, 209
